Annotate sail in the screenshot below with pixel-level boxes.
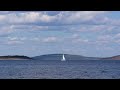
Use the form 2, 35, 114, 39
63, 54, 65, 60
61, 54, 66, 61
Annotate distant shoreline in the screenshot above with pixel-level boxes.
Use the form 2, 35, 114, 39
0, 55, 32, 60
0, 54, 120, 60
0, 58, 30, 60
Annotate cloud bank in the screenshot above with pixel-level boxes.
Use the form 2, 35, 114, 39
0, 11, 119, 57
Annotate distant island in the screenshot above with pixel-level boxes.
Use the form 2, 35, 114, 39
101, 55, 120, 60
32, 54, 120, 60
0, 54, 120, 60
0, 55, 32, 60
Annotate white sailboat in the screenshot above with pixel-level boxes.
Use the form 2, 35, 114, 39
61, 54, 66, 61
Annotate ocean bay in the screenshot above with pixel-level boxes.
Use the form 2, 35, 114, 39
0, 60, 120, 79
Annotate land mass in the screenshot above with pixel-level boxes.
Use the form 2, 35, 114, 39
32, 54, 120, 60
101, 55, 120, 60
0, 54, 120, 60
0, 55, 32, 60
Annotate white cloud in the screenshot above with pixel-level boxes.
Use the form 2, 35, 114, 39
0, 11, 109, 25
39, 14, 57, 23
0, 25, 15, 37
64, 11, 106, 23
1, 11, 120, 28
72, 34, 79, 38
6, 40, 24, 45
0, 15, 6, 21
30, 37, 40, 41
8, 37, 18, 41
7, 37, 27, 41
0, 12, 52, 24
31, 26, 49, 31
6, 12, 40, 23
114, 33, 120, 38
0, 11, 119, 36
42, 37, 57, 43
115, 39, 120, 43
5, 36, 26, 45
20, 37, 27, 41
24, 12, 40, 22
96, 33, 120, 44
96, 46, 114, 51
68, 24, 119, 34
72, 38, 89, 43
97, 35, 113, 41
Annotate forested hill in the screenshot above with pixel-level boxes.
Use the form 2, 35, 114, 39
0, 55, 32, 60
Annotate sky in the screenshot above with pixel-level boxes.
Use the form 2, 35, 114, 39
0, 11, 120, 57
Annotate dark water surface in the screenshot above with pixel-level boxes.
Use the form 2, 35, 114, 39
0, 60, 120, 79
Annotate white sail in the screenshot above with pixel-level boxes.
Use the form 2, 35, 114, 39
61, 54, 66, 61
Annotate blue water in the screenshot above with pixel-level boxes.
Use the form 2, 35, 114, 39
0, 60, 120, 79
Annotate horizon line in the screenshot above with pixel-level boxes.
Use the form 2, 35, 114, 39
0, 53, 119, 58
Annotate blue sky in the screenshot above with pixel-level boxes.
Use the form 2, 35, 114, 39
0, 11, 120, 57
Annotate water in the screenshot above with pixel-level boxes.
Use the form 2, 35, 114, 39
0, 60, 120, 79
